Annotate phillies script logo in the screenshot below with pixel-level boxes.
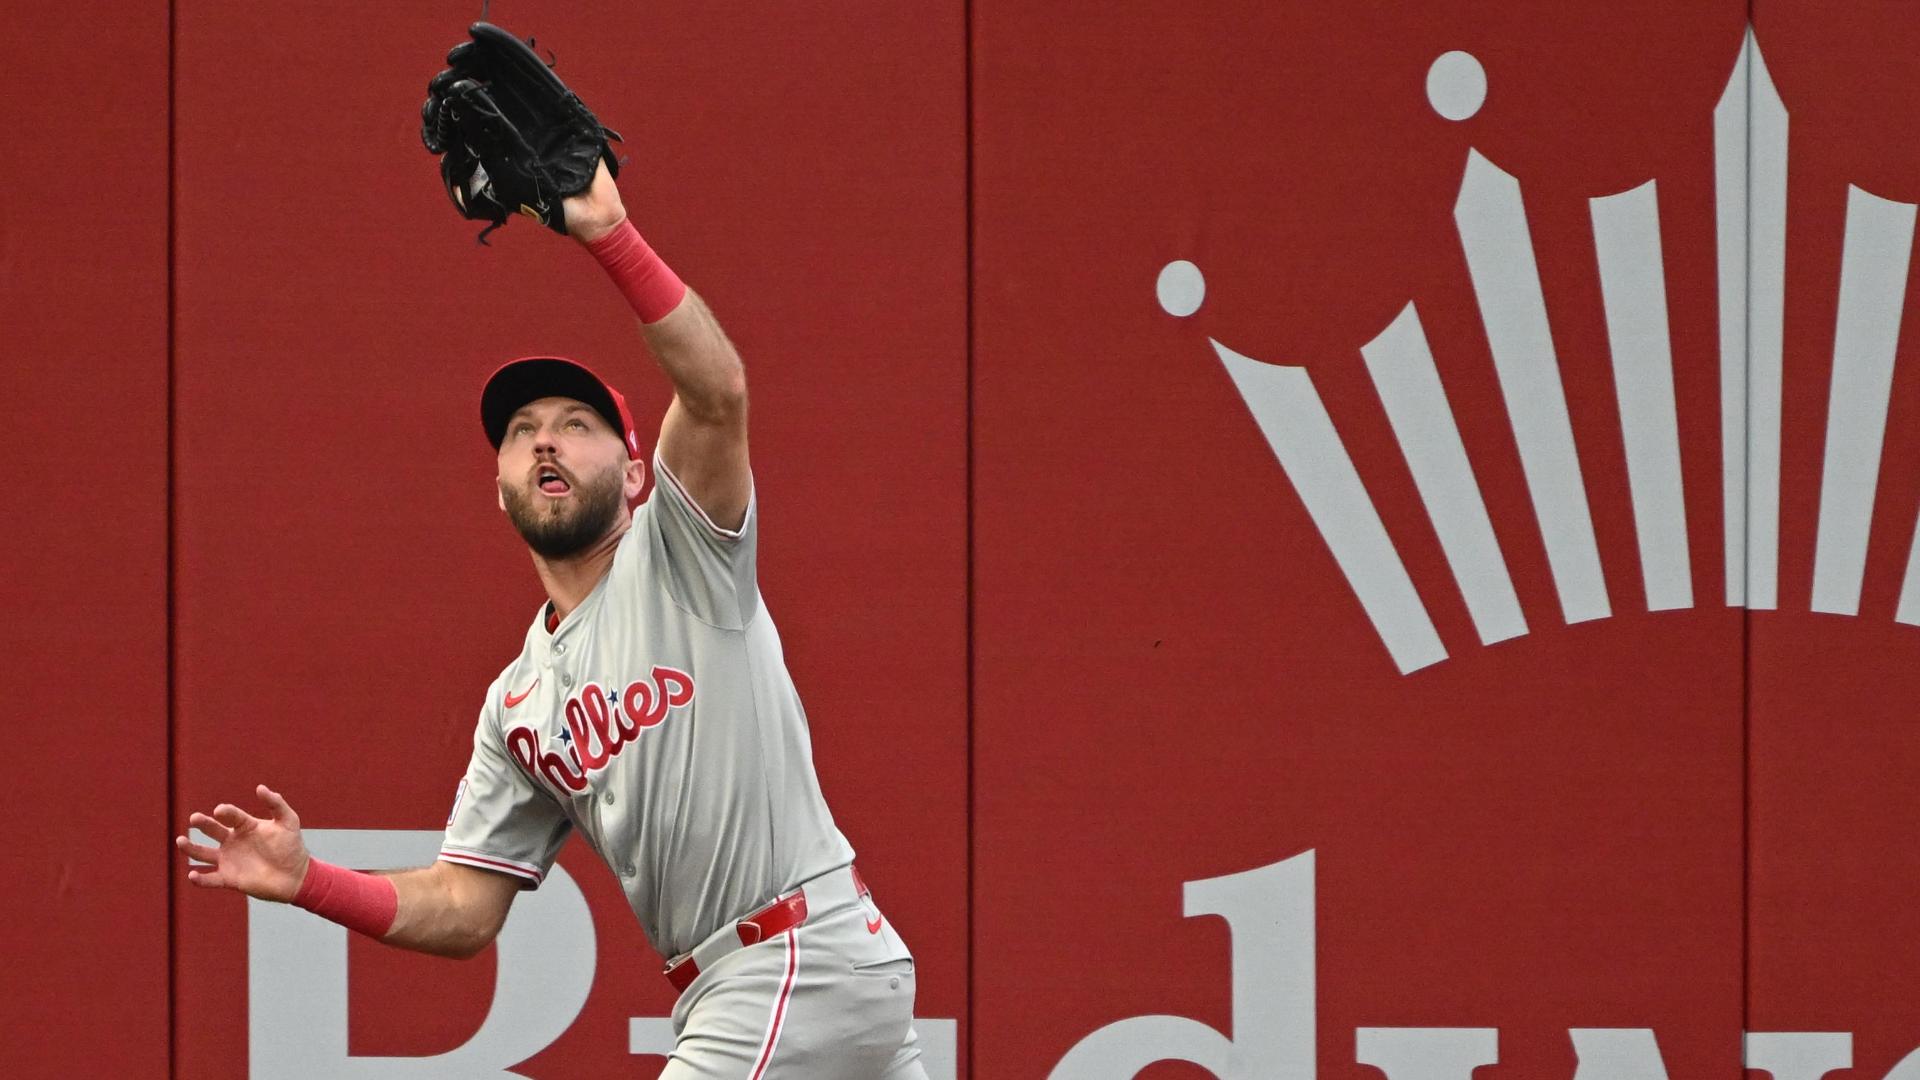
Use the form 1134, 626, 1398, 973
506, 666, 694, 793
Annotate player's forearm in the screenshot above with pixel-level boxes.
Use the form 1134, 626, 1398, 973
639, 289, 748, 425
579, 214, 747, 425
376, 863, 510, 959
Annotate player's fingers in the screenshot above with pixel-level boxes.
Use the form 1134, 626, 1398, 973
176, 836, 221, 865
188, 812, 233, 842
210, 804, 254, 831
257, 785, 297, 826
185, 867, 228, 889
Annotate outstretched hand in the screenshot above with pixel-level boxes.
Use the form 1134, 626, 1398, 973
563, 159, 627, 245
175, 785, 311, 902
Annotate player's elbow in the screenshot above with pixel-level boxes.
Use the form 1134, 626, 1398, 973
426, 864, 515, 959
434, 912, 506, 960
720, 366, 748, 409
686, 369, 748, 427
443, 928, 497, 961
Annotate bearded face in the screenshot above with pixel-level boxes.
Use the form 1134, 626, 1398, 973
499, 454, 628, 560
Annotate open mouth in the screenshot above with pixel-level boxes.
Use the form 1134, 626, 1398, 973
535, 464, 572, 497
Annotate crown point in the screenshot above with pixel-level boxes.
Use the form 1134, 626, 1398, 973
1157, 260, 1206, 317
1426, 51, 1486, 121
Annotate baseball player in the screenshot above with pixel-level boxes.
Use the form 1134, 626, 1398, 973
175, 24, 927, 1079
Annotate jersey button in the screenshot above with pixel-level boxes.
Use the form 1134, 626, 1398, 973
561, 673, 573, 688
622, 864, 636, 879
602, 791, 616, 806
554, 643, 566, 655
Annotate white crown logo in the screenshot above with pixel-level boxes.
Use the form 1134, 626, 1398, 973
1165, 29, 1917, 674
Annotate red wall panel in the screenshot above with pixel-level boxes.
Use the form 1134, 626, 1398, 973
0, 3, 171, 1076
973, 2, 1746, 1075
169, 3, 964, 1076
1748, 4, 1920, 1075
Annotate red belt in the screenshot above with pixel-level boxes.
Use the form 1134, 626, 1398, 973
665, 865, 870, 992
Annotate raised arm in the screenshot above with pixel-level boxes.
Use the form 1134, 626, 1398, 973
565, 164, 752, 531
176, 786, 520, 959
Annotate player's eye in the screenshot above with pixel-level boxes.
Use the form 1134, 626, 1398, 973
566, 418, 587, 431
511, 423, 534, 438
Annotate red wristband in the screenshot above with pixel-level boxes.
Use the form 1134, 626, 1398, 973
292, 858, 400, 939
587, 219, 688, 324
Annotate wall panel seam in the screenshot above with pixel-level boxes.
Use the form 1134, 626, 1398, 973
165, 1, 178, 1076
963, 0, 977, 1073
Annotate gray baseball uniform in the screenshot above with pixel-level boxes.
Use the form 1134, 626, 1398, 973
441, 452, 925, 1077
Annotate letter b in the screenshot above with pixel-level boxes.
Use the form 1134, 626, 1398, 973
246, 829, 596, 1078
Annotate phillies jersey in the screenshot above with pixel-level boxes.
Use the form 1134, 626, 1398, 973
440, 452, 856, 957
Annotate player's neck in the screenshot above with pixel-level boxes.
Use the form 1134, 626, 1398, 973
529, 515, 629, 626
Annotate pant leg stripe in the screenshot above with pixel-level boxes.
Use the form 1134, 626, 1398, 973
749, 929, 799, 1079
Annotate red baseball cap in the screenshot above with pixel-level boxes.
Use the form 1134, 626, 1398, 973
480, 356, 642, 459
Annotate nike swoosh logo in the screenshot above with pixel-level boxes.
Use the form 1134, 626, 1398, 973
504, 678, 540, 709
865, 912, 883, 934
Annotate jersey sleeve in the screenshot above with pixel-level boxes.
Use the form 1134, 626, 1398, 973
439, 693, 572, 888
643, 451, 760, 629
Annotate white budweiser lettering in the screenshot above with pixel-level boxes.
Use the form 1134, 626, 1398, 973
1051, 851, 1906, 1080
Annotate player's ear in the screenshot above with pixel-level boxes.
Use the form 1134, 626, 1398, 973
496, 480, 507, 513
624, 457, 647, 501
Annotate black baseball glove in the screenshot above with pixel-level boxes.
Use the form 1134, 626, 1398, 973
420, 23, 622, 243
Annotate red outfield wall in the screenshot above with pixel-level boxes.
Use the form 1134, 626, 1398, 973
12, 1, 1920, 1077
1746, 3, 1920, 1072
0, 1, 172, 1076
